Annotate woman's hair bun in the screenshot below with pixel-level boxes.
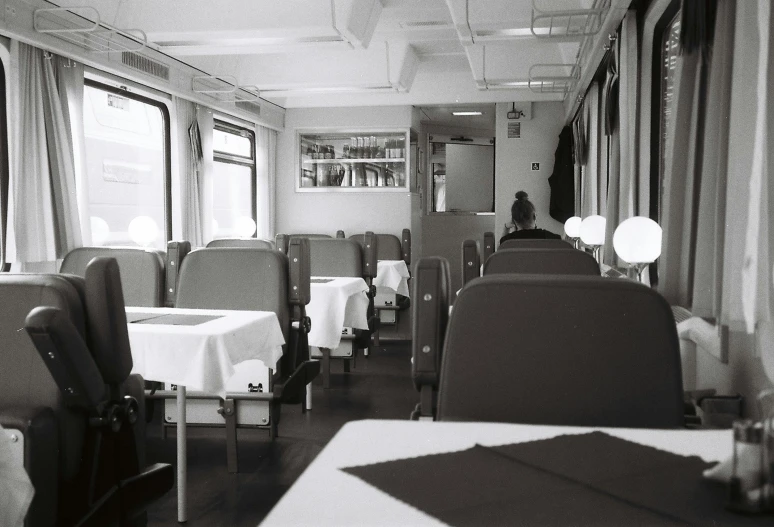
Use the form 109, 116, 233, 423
515, 191, 529, 201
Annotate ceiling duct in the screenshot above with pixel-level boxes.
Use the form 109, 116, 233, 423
530, 0, 611, 39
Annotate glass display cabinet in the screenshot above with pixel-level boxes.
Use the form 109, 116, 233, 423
297, 129, 410, 192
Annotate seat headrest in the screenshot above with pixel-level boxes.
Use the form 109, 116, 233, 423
484, 248, 600, 276
308, 238, 363, 278
84, 257, 133, 386
61, 247, 165, 307
350, 233, 401, 261
206, 238, 274, 250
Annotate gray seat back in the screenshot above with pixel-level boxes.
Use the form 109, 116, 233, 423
484, 248, 600, 276
206, 238, 274, 250
175, 248, 290, 341
499, 239, 573, 250
61, 247, 165, 307
308, 238, 363, 278
350, 233, 401, 261
0, 274, 87, 482
437, 275, 684, 428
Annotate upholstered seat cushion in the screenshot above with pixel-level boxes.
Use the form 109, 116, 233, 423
484, 248, 600, 276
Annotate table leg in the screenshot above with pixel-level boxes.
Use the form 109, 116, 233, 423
177, 386, 187, 523
305, 382, 313, 410
322, 348, 331, 389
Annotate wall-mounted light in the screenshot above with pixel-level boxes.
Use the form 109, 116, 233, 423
580, 215, 606, 263
612, 216, 662, 281
564, 216, 582, 249
507, 103, 523, 120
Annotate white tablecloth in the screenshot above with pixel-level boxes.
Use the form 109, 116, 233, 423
260, 419, 732, 527
307, 277, 369, 349
0, 425, 34, 527
374, 260, 410, 297
126, 307, 285, 396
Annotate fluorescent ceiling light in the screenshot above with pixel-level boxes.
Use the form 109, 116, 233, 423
452, 111, 483, 116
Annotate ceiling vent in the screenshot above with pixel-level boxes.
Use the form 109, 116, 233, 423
121, 51, 170, 81
400, 20, 451, 29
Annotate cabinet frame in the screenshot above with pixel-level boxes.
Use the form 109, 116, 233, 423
295, 128, 411, 193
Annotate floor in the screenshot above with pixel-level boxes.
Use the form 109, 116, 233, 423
145, 317, 414, 527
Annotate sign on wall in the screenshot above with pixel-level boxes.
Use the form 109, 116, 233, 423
507, 122, 520, 138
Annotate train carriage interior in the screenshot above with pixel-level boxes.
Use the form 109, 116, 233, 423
1, 0, 773, 525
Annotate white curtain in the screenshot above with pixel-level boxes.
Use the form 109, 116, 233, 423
580, 82, 601, 217
175, 97, 205, 247
8, 42, 81, 267
603, 12, 639, 267
255, 125, 277, 240
196, 106, 214, 245
741, 0, 773, 333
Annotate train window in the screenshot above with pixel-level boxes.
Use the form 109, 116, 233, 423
212, 122, 256, 239
82, 80, 171, 249
657, 12, 681, 221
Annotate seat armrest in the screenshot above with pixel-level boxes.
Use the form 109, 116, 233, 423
25, 306, 106, 410
461, 240, 480, 286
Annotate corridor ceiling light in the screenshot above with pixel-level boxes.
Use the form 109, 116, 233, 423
452, 111, 482, 116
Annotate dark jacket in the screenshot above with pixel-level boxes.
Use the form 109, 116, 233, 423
499, 228, 561, 245
548, 126, 575, 223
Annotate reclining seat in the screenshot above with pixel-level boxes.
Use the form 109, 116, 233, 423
484, 248, 600, 276
206, 238, 274, 250
349, 231, 411, 326
410, 257, 450, 420
172, 242, 318, 472
61, 247, 166, 307
0, 273, 86, 526
437, 274, 685, 428
10, 258, 173, 526
307, 236, 378, 387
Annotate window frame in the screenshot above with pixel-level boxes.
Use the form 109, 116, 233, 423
213, 119, 257, 226
83, 78, 173, 244
0, 56, 8, 271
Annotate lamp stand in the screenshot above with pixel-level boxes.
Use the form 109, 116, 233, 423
626, 262, 649, 282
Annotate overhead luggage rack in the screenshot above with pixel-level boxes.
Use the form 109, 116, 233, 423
192, 75, 261, 104
33, 7, 147, 54
528, 63, 580, 96
530, 0, 610, 39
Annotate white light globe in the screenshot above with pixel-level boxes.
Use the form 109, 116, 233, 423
128, 216, 159, 247
579, 215, 606, 246
90, 216, 110, 246
613, 216, 662, 264
235, 216, 257, 237
564, 216, 582, 238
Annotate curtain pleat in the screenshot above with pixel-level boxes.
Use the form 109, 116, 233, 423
581, 82, 600, 217
12, 43, 57, 264
740, 0, 773, 332
658, 42, 706, 307
196, 107, 214, 245
255, 125, 277, 240
175, 97, 205, 247
692, 0, 735, 318
42, 54, 83, 257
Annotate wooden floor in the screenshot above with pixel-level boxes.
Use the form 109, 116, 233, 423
145, 331, 415, 526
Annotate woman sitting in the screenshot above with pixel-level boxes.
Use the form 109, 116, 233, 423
500, 191, 561, 245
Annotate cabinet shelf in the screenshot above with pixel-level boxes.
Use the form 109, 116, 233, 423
303, 158, 405, 164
